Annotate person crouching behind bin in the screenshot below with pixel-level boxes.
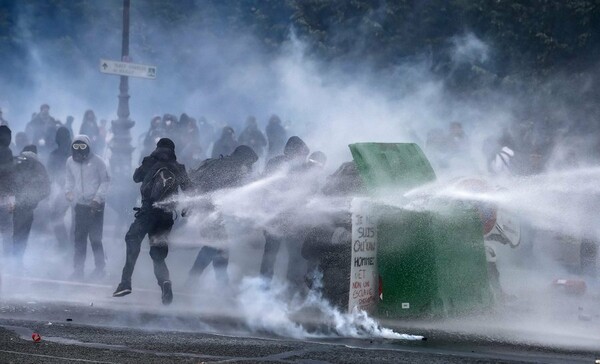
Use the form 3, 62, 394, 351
113, 138, 191, 305
65, 135, 110, 280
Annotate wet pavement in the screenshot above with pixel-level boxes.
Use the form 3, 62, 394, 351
0, 267, 599, 363
0, 297, 598, 363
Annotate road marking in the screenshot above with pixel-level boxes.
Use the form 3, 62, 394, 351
0, 349, 117, 363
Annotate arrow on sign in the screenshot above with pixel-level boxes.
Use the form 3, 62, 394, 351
99, 58, 157, 79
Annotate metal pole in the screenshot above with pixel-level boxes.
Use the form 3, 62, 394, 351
110, 0, 135, 179
118, 0, 130, 121
109, 0, 136, 217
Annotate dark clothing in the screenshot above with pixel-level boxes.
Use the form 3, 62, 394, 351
73, 203, 105, 273
119, 146, 190, 288
27, 115, 60, 157
0, 128, 14, 258
190, 157, 253, 194
197, 120, 214, 153
211, 136, 238, 159
259, 231, 281, 280
302, 223, 352, 309
79, 120, 101, 151
48, 127, 72, 184
189, 246, 229, 284
48, 127, 73, 251
121, 207, 174, 286
188, 146, 257, 282
259, 137, 313, 286
135, 147, 191, 207
14, 152, 50, 209
12, 205, 33, 260
266, 122, 287, 159
263, 155, 288, 176
238, 126, 267, 158
12, 152, 50, 261
0, 125, 11, 148
0, 147, 15, 197
264, 136, 310, 176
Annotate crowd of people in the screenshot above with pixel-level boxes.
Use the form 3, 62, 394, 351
0, 103, 334, 305
0, 102, 593, 307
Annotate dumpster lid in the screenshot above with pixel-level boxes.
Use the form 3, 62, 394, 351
348, 143, 436, 193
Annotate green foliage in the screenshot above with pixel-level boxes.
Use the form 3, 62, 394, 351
0, 0, 599, 86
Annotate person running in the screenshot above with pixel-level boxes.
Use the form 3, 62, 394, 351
113, 138, 191, 305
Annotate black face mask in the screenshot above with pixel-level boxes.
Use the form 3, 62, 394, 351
72, 142, 90, 163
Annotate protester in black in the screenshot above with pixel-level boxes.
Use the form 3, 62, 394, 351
113, 138, 191, 305
265, 115, 287, 160
48, 127, 73, 251
12, 145, 50, 266
186, 145, 258, 285
0, 125, 15, 257
260, 136, 311, 287
79, 110, 103, 155
238, 116, 267, 159
211, 126, 238, 159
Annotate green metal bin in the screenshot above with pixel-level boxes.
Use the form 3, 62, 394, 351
348, 143, 494, 317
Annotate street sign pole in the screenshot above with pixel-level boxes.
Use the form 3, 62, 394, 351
109, 0, 136, 222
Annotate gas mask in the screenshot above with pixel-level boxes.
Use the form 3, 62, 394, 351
72, 142, 90, 163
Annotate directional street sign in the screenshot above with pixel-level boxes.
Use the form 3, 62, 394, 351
99, 58, 157, 79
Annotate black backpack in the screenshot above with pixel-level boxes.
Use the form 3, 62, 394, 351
142, 163, 179, 203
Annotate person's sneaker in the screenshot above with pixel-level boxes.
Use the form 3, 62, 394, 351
161, 280, 173, 305
113, 282, 132, 297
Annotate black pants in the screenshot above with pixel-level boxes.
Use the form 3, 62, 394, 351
12, 204, 35, 261
190, 246, 229, 284
259, 230, 281, 280
260, 229, 307, 290
74, 203, 105, 273
120, 207, 174, 287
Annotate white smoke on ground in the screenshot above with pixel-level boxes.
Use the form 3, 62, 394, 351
235, 276, 423, 341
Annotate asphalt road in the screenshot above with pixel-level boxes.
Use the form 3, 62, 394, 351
0, 297, 598, 363
0, 257, 599, 364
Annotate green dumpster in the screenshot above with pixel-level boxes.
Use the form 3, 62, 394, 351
348, 143, 494, 317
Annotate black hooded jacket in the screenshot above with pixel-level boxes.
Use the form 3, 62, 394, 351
0, 126, 15, 198
135, 147, 191, 206
264, 136, 310, 176
47, 127, 72, 184
211, 127, 238, 159
14, 152, 51, 208
189, 145, 258, 193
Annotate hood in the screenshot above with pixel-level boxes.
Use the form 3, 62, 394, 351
19, 151, 40, 162
156, 137, 175, 151
151, 147, 177, 162
73, 134, 91, 148
56, 127, 72, 148
283, 136, 309, 159
231, 145, 258, 165
0, 125, 11, 147
220, 126, 235, 139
